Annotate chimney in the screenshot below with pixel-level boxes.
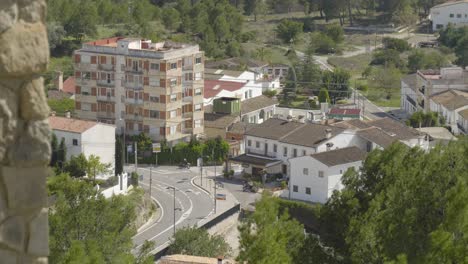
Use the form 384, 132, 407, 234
55, 71, 63, 91
65, 111, 71, 119
325, 128, 332, 139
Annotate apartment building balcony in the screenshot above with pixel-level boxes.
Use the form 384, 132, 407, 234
77, 78, 93, 85
97, 111, 115, 119
124, 81, 143, 90
97, 79, 115, 87
98, 64, 115, 71
97, 95, 115, 102
124, 66, 144, 74
182, 112, 193, 119
246, 148, 277, 159
182, 96, 193, 103
126, 113, 144, 122
125, 97, 144, 105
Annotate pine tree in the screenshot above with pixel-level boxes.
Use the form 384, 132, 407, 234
51, 133, 58, 167
58, 137, 67, 166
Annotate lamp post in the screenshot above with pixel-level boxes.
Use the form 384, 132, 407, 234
167, 186, 177, 236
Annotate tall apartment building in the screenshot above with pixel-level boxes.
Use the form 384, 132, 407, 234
73, 37, 205, 145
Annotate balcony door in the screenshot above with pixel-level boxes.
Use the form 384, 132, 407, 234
264, 143, 268, 156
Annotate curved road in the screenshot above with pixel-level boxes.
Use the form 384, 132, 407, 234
127, 166, 214, 254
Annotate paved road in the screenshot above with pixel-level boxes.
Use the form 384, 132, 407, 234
128, 166, 214, 254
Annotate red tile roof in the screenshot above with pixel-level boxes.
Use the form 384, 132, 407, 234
62, 76, 76, 94
204, 80, 246, 99
48, 116, 97, 133
329, 108, 361, 116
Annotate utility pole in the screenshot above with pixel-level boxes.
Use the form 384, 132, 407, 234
134, 141, 137, 174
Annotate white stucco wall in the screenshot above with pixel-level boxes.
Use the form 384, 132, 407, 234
82, 124, 116, 168
430, 3, 468, 31
52, 130, 83, 161
289, 156, 363, 203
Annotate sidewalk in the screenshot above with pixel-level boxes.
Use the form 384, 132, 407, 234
190, 167, 240, 228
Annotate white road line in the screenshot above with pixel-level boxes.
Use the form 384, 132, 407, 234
135, 196, 164, 234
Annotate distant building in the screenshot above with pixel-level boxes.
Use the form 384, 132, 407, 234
47, 72, 75, 100
417, 127, 458, 147
73, 37, 205, 145
262, 63, 289, 81
289, 146, 366, 203
430, 0, 468, 31
48, 116, 115, 171
328, 108, 362, 120
205, 68, 280, 92
401, 67, 468, 134
203, 79, 262, 106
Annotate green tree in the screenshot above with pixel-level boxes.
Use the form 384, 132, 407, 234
455, 36, 468, 67
48, 98, 75, 115
370, 65, 401, 100
322, 68, 351, 100
382, 37, 410, 52
48, 173, 149, 263
275, 19, 304, 44
51, 133, 59, 167
238, 193, 305, 264
254, 47, 272, 62
64, 0, 98, 41
244, 0, 268, 21
47, 22, 66, 52
325, 23, 344, 44
86, 155, 111, 182
371, 49, 406, 69
64, 154, 88, 178
168, 227, 231, 257
162, 7, 181, 33
318, 88, 331, 103
115, 135, 123, 176
407, 111, 442, 128
58, 137, 67, 165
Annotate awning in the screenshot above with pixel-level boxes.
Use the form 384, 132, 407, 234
230, 154, 282, 168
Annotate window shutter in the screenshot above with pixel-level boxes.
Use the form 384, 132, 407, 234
111, 104, 115, 112
111, 56, 115, 65
75, 71, 81, 78
160, 111, 166, 120
111, 89, 115, 96
160, 62, 166, 71
129, 91, 134, 98
139, 60, 142, 68
127, 59, 131, 67
100, 88, 106, 95
160, 79, 166, 88
91, 87, 96, 96
76, 86, 81, 94
144, 109, 149, 117
144, 93, 149, 101
91, 72, 97, 80
74, 54, 81, 63
166, 127, 170, 135
160, 94, 166, 103
75, 101, 81, 110
91, 103, 97, 112
144, 61, 149, 71
91, 56, 97, 64
188, 89, 193, 96
100, 56, 106, 64
160, 127, 165, 136
144, 77, 149, 86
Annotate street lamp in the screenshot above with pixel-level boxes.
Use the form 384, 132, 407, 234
166, 186, 177, 236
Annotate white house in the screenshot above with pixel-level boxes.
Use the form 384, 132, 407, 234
289, 146, 366, 203
206, 68, 280, 92
203, 79, 263, 106
430, 0, 468, 31
429, 89, 468, 134
49, 116, 116, 170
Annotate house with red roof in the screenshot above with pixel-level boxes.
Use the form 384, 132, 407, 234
203, 79, 263, 105
328, 108, 362, 120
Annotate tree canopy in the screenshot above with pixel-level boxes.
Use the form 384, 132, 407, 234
168, 226, 231, 257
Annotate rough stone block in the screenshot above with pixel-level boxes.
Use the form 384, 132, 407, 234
0, 191, 7, 223
0, 22, 49, 76
1, 166, 48, 210
0, 248, 17, 264
20, 77, 49, 120
0, 97, 17, 162
8, 120, 51, 166
27, 208, 49, 256
0, 216, 25, 252
0, 0, 18, 34
18, 0, 46, 24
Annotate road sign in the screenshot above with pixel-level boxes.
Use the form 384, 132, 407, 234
197, 157, 203, 167
127, 144, 132, 153
152, 143, 161, 153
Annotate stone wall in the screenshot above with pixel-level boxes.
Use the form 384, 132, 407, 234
0, 0, 50, 263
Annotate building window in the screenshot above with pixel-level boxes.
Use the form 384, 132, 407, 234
82, 72, 91, 80
255, 141, 260, 148
185, 72, 193, 81
195, 88, 202, 96
81, 103, 91, 111
340, 169, 343, 174
293, 185, 298, 192
283, 147, 288, 157
150, 96, 159, 103
273, 144, 277, 152
194, 119, 202, 128
248, 140, 252, 147
318, 171, 324, 178
170, 79, 177, 87
194, 104, 202, 111
249, 90, 252, 97
170, 110, 177, 118
170, 94, 177, 102
195, 57, 202, 64
302, 150, 306, 156
303, 168, 308, 175
194, 72, 202, 80
305, 187, 311, 195
293, 148, 297, 157
457, 14, 462, 18
450, 13, 454, 18
150, 110, 159, 118
170, 125, 177, 135
170, 63, 177, 69
149, 77, 159, 86
244, 91, 248, 99
150, 63, 159, 70
72, 139, 78, 146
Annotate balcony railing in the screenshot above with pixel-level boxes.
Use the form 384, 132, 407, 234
97, 79, 115, 87
125, 98, 144, 105
126, 114, 144, 121
246, 148, 277, 159
182, 112, 193, 118
77, 78, 91, 85
124, 81, 143, 90
98, 64, 115, 71
124, 66, 143, 74
97, 95, 114, 102
182, 96, 193, 103
97, 112, 115, 119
